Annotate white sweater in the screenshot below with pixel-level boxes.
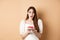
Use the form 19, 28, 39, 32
19, 19, 43, 40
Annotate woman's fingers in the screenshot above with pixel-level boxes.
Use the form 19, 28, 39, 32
27, 30, 31, 34
27, 29, 32, 31
32, 29, 37, 33
32, 29, 37, 31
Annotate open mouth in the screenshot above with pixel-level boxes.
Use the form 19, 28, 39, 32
30, 16, 33, 17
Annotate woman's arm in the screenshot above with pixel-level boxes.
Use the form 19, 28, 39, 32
20, 31, 31, 39
19, 20, 31, 39
34, 19, 43, 38
32, 29, 42, 39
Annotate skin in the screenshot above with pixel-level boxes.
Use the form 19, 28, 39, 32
21, 9, 42, 39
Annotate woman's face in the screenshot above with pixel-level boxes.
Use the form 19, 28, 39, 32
27, 9, 35, 19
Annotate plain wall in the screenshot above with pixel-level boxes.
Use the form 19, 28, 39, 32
0, 0, 60, 40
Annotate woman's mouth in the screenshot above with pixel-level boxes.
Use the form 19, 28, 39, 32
30, 16, 33, 17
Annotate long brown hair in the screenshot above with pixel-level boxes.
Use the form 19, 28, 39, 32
25, 6, 40, 32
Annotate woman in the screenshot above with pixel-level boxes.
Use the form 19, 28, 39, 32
19, 6, 43, 40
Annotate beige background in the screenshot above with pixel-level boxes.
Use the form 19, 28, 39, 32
0, 0, 60, 40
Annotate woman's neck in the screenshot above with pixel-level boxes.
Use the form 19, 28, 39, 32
28, 18, 33, 21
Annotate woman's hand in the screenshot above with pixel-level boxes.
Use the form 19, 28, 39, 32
27, 27, 34, 34
32, 29, 38, 34
32, 29, 41, 39
27, 30, 31, 34
21, 30, 31, 39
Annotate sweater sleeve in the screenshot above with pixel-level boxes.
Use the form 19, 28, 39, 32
19, 20, 25, 35
38, 19, 43, 34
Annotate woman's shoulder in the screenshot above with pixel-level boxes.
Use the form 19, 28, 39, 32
38, 19, 42, 23
21, 19, 25, 22
20, 19, 26, 24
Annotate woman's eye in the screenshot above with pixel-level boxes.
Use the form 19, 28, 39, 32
29, 11, 31, 13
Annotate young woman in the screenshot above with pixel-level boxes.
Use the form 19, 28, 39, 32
19, 6, 43, 40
